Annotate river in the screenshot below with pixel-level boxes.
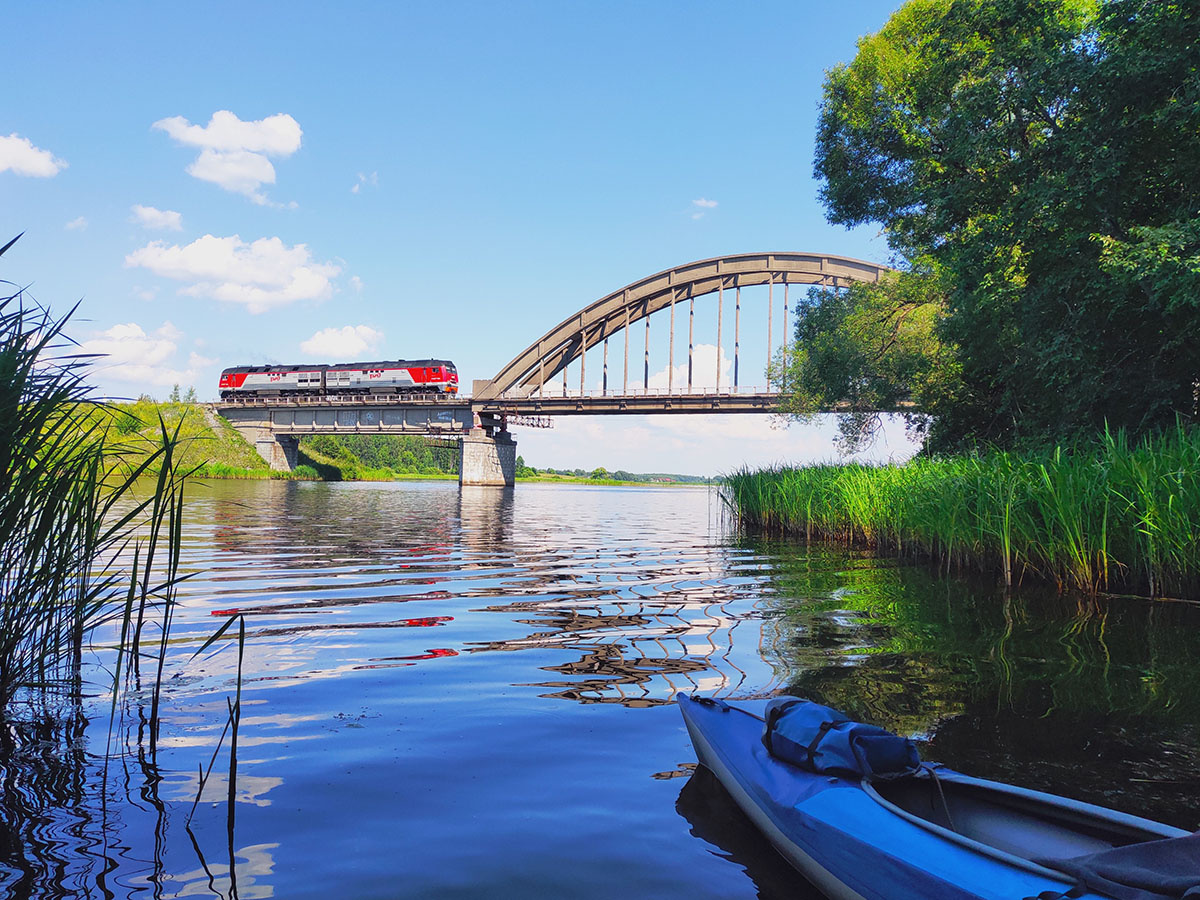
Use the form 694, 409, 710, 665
2, 480, 1198, 898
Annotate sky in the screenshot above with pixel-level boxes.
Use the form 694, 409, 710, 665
2, 1, 916, 475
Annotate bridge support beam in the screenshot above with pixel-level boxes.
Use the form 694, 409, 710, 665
459, 428, 516, 487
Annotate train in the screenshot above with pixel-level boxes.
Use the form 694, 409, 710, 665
218, 359, 458, 399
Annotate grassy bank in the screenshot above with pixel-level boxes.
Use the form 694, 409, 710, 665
103, 400, 283, 478
724, 428, 1200, 600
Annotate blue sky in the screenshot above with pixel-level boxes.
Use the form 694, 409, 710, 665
3, 1, 916, 474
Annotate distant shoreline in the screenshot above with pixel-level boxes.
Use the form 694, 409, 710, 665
193, 472, 716, 487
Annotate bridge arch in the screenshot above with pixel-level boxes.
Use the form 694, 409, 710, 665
473, 251, 892, 400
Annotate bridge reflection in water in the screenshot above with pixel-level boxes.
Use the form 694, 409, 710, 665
455, 482, 777, 706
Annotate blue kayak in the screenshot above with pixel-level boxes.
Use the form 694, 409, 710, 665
678, 694, 1196, 900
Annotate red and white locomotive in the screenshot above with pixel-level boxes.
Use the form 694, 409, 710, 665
218, 359, 458, 399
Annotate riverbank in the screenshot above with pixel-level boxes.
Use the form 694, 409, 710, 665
723, 428, 1200, 600
516, 474, 713, 486
106, 403, 460, 481
103, 400, 284, 477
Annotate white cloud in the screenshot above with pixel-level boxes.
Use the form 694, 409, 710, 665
131, 205, 183, 231
0, 134, 66, 177
78, 322, 214, 389
153, 110, 301, 154
65, 216, 88, 231
349, 275, 364, 293
300, 325, 384, 358
187, 148, 278, 203
640, 344, 732, 392
350, 171, 378, 194
153, 110, 301, 203
125, 234, 342, 314
691, 197, 718, 220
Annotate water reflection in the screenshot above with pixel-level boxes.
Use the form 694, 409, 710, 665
757, 544, 1200, 830
676, 767, 822, 900
457, 485, 514, 550
155, 841, 279, 899
2, 480, 1198, 898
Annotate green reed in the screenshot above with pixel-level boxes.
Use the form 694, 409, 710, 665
0, 251, 190, 714
724, 427, 1200, 600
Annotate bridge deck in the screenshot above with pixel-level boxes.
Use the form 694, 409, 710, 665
214, 390, 906, 434
473, 392, 781, 415
215, 389, 788, 429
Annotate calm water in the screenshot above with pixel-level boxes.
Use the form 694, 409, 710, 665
3, 480, 1199, 898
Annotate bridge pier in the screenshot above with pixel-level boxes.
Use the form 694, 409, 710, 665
459, 428, 516, 487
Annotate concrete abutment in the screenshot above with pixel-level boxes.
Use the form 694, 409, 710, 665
260, 434, 299, 472
219, 408, 300, 472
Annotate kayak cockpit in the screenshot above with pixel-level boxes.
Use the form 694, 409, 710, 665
865, 770, 1183, 863
866, 772, 1200, 899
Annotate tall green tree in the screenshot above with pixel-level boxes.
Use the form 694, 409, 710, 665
812, 0, 1200, 450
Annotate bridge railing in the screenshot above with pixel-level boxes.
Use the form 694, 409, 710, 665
216, 391, 460, 406
491, 385, 777, 400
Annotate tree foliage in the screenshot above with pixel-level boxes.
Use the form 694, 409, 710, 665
808, 0, 1200, 451
772, 263, 955, 451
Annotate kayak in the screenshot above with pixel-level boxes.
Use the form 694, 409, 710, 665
677, 694, 1197, 900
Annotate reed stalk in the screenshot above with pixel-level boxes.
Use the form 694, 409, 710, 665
724, 429, 1200, 600
0, 241, 190, 714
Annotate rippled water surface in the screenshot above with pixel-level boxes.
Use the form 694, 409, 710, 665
4, 479, 1200, 898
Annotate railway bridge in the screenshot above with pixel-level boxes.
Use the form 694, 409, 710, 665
216, 251, 894, 485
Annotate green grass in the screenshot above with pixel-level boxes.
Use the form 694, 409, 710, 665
724, 427, 1200, 600
296, 440, 397, 481
102, 400, 271, 477
300, 433, 458, 479
515, 474, 708, 486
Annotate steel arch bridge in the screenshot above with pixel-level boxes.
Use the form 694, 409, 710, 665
216, 250, 897, 480
472, 251, 892, 408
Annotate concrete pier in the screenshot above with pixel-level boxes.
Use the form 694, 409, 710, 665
458, 428, 517, 487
